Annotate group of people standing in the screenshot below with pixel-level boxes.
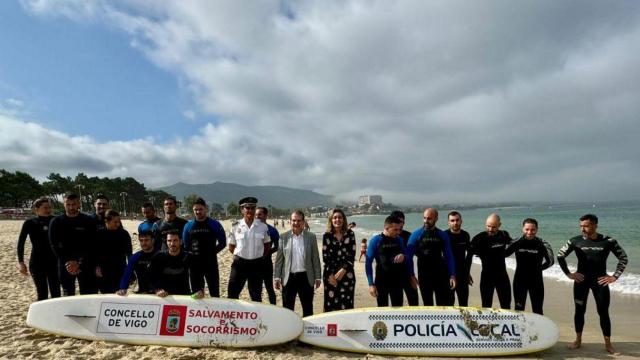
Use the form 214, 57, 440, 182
16, 195, 628, 354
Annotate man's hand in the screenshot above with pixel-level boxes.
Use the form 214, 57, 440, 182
597, 275, 617, 286
65, 261, 80, 275
95, 266, 103, 278
116, 289, 127, 296
449, 276, 457, 290
228, 244, 236, 254
568, 272, 585, 283
393, 254, 405, 263
335, 269, 346, 281
274, 279, 282, 291
328, 274, 338, 287
410, 276, 419, 289
468, 274, 474, 286
314, 279, 322, 289
156, 289, 168, 297
17, 262, 28, 276
368, 285, 378, 298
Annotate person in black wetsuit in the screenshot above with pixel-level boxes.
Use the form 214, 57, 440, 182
256, 206, 280, 305
406, 208, 457, 306
117, 230, 156, 295
49, 193, 98, 295
16, 198, 60, 301
505, 218, 553, 314
557, 214, 628, 354
390, 210, 419, 306
466, 213, 512, 309
152, 197, 187, 252
365, 215, 410, 307
90, 194, 110, 231
95, 210, 132, 293
182, 198, 226, 297
446, 211, 472, 307
149, 230, 204, 298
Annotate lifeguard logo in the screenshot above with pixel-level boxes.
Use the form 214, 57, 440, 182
327, 324, 337, 337
372, 321, 388, 341
159, 305, 187, 336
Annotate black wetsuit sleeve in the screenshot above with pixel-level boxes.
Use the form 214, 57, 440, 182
188, 255, 204, 293
556, 238, 575, 275
541, 241, 554, 270
48, 217, 63, 261
465, 234, 479, 273
609, 238, 628, 279
17, 220, 31, 263
124, 231, 133, 260
149, 253, 162, 291
505, 238, 521, 257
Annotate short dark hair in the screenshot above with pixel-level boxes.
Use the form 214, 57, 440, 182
142, 202, 154, 209
105, 209, 120, 221
522, 218, 538, 227
138, 230, 153, 239
448, 211, 462, 219
580, 214, 598, 224
164, 196, 177, 205
193, 197, 207, 207
390, 210, 405, 220
384, 215, 403, 226
257, 206, 268, 214
292, 209, 305, 220
95, 194, 109, 202
64, 193, 79, 201
32, 197, 50, 209
166, 229, 181, 238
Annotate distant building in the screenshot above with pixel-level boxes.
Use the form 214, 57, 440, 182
359, 195, 383, 206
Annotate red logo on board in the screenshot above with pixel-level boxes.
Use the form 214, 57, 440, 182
327, 323, 337, 336
159, 305, 187, 336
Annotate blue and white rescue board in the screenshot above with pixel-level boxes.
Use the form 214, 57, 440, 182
299, 306, 559, 357
26, 294, 302, 348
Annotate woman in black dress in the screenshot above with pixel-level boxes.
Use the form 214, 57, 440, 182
323, 208, 356, 311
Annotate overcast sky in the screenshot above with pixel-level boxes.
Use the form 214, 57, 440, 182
1, 1, 640, 204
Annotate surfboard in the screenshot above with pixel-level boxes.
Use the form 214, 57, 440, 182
26, 294, 302, 348
299, 306, 558, 356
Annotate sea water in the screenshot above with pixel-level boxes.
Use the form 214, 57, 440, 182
309, 201, 640, 296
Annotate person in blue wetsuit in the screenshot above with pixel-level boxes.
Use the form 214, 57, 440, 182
505, 218, 553, 314
182, 197, 226, 297
557, 214, 628, 355
95, 210, 132, 293
256, 206, 280, 305
117, 230, 156, 295
366, 215, 411, 307
16, 197, 60, 301
406, 208, 456, 306
465, 213, 513, 309
138, 202, 160, 234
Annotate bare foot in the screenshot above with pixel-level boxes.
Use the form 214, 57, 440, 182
568, 340, 581, 350
604, 344, 618, 355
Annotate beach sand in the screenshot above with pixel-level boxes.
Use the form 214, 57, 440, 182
2, 219, 639, 359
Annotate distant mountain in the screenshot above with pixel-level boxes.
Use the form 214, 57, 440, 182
156, 181, 334, 209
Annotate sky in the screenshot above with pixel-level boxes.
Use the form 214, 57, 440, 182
1, 0, 640, 204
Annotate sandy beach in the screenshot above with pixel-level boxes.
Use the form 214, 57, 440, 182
3, 219, 639, 359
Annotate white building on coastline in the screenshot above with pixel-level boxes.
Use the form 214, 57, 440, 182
358, 195, 383, 206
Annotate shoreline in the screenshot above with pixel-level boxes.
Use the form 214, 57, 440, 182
2, 219, 639, 359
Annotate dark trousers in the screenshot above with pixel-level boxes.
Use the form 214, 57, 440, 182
282, 272, 314, 317
513, 274, 544, 314
98, 274, 122, 294
30, 260, 61, 301
375, 272, 404, 307
403, 277, 419, 306
418, 266, 454, 306
228, 256, 263, 302
262, 256, 276, 305
480, 270, 511, 309
454, 274, 470, 306
59, 260, 97, 296
574, 279, 611, 336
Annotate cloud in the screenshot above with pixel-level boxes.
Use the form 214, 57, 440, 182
9, 1, 640, 203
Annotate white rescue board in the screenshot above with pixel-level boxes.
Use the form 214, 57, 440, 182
299, 306, 558, 356
26, 294, 302, 348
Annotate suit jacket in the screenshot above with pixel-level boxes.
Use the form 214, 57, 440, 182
274, 230, 322, 287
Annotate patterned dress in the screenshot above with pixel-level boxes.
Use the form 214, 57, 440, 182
323, 230, 356, 312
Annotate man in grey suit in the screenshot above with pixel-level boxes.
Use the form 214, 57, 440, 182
274, 210, 322, 316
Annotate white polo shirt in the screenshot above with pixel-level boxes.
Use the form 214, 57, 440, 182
229, 218, 270, 260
